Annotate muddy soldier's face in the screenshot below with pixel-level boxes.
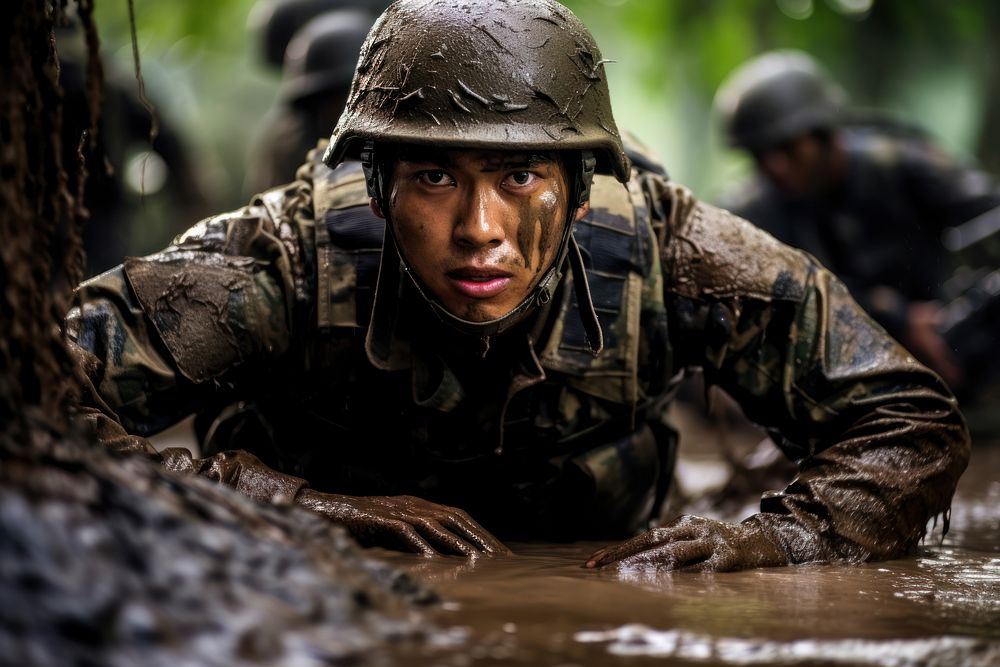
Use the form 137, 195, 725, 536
376, 148, 588, 323
753, 133, 830, 196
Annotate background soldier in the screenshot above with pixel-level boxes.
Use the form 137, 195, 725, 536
67, 0, 969, 571
247, 0, 387, 70
245, 6, 380, 194
715, 50, 1000, 397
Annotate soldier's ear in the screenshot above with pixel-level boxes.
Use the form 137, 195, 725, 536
574, 201, 591, 222
369, 197, 385, 219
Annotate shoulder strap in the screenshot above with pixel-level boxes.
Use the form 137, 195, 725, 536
539, 173, 655, 407
310, 160, 385, 329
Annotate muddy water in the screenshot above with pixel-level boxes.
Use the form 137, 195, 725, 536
380, 443, 1000, 666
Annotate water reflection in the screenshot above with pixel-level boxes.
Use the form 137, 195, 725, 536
575, 624, 1000, 665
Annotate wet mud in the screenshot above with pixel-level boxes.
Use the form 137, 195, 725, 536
0, 425, 437, 666
376, 442, 1000, 666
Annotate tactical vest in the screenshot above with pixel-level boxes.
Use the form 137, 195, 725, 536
302, 160, 677, 538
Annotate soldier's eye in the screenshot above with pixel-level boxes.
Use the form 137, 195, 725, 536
506, 171, 536, 187
418, 171, 453, 186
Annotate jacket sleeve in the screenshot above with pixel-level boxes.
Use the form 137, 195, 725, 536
654, 179, 971, 563
64, 182, 315, 504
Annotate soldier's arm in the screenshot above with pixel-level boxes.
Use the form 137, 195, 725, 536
66, 179, 510, 557
65, 187, 313, 505
589, 183, 969, 571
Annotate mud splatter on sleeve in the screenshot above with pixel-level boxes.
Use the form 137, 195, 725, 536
66, 264, 199, 439
659, 183, 970, 564
65, 182, 314, 504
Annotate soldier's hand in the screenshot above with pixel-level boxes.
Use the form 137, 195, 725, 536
584, 514, 787, 572
296, 490, 511, 558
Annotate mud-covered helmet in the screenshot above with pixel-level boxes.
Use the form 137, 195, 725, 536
323, 0, 629, 182
715, 50, 847, 153
248, 0, 387, 69
325, 0, 626, 344
280, 9, 373, 103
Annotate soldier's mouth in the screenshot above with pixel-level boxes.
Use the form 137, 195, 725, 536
447, 268, 512, 299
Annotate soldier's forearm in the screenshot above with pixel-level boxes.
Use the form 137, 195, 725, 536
161, 448, 309, 506
756, 400, 969, 563
75, 404, 163, 459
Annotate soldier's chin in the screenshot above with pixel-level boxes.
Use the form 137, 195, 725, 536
454, 302, 499, 323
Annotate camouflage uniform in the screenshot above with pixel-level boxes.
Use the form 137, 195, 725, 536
722, 126, 1000, 339
66, 144, 969, 561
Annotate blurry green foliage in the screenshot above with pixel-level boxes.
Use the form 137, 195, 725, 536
90, 0, 1000, 208
566, 0, 1000, 197
93, 0, 282, 211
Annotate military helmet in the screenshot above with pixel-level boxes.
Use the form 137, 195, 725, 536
715, 50, 847, 153
280, 9, 374, 103
248, 0, 388, 69
323, 0, 630, 183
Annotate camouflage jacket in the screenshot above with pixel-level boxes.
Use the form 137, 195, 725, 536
66, 151, 970, 559
722, 127, 1000, 338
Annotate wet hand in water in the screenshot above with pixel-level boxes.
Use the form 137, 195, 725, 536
585, 515, 787, 572
296, 490, 511, 558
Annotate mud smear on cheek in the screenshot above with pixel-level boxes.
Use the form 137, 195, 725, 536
534, 187, 564, 278
515, 187, 562, 277
515, 195, 539, 272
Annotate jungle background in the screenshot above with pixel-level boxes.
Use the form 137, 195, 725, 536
87, 0, 1000, 258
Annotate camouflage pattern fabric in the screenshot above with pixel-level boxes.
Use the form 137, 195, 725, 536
65, 143, 969, 559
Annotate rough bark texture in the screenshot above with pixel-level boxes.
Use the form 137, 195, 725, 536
0, 0, 93, 437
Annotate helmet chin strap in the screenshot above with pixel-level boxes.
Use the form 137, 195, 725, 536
361, 141, 602, 352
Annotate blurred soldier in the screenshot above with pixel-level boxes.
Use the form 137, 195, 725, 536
715, 50, 1000, 394
247, 0, 387, 70
245, 8, 378, 194
67, 1, 969, 572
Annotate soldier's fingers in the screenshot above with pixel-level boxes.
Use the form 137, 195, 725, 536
585, 528, 678, 568
700, 551, 737, 573
618, 539, 711, 570
388, 521, 438, 556
584, 546, 609, 566
441, 512, 512, 556
413, 519, 478, 557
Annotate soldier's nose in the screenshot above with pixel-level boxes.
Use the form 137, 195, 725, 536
454, 186, 504, 248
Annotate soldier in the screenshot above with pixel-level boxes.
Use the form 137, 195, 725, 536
715, 50, 1000, 392
245, 7, 379, 194
246, 0, 388, 69
66, 0, 969, 571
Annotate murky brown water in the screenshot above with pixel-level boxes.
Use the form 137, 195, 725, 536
378, 442, 1000, 666
148, 419, 1000, 664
